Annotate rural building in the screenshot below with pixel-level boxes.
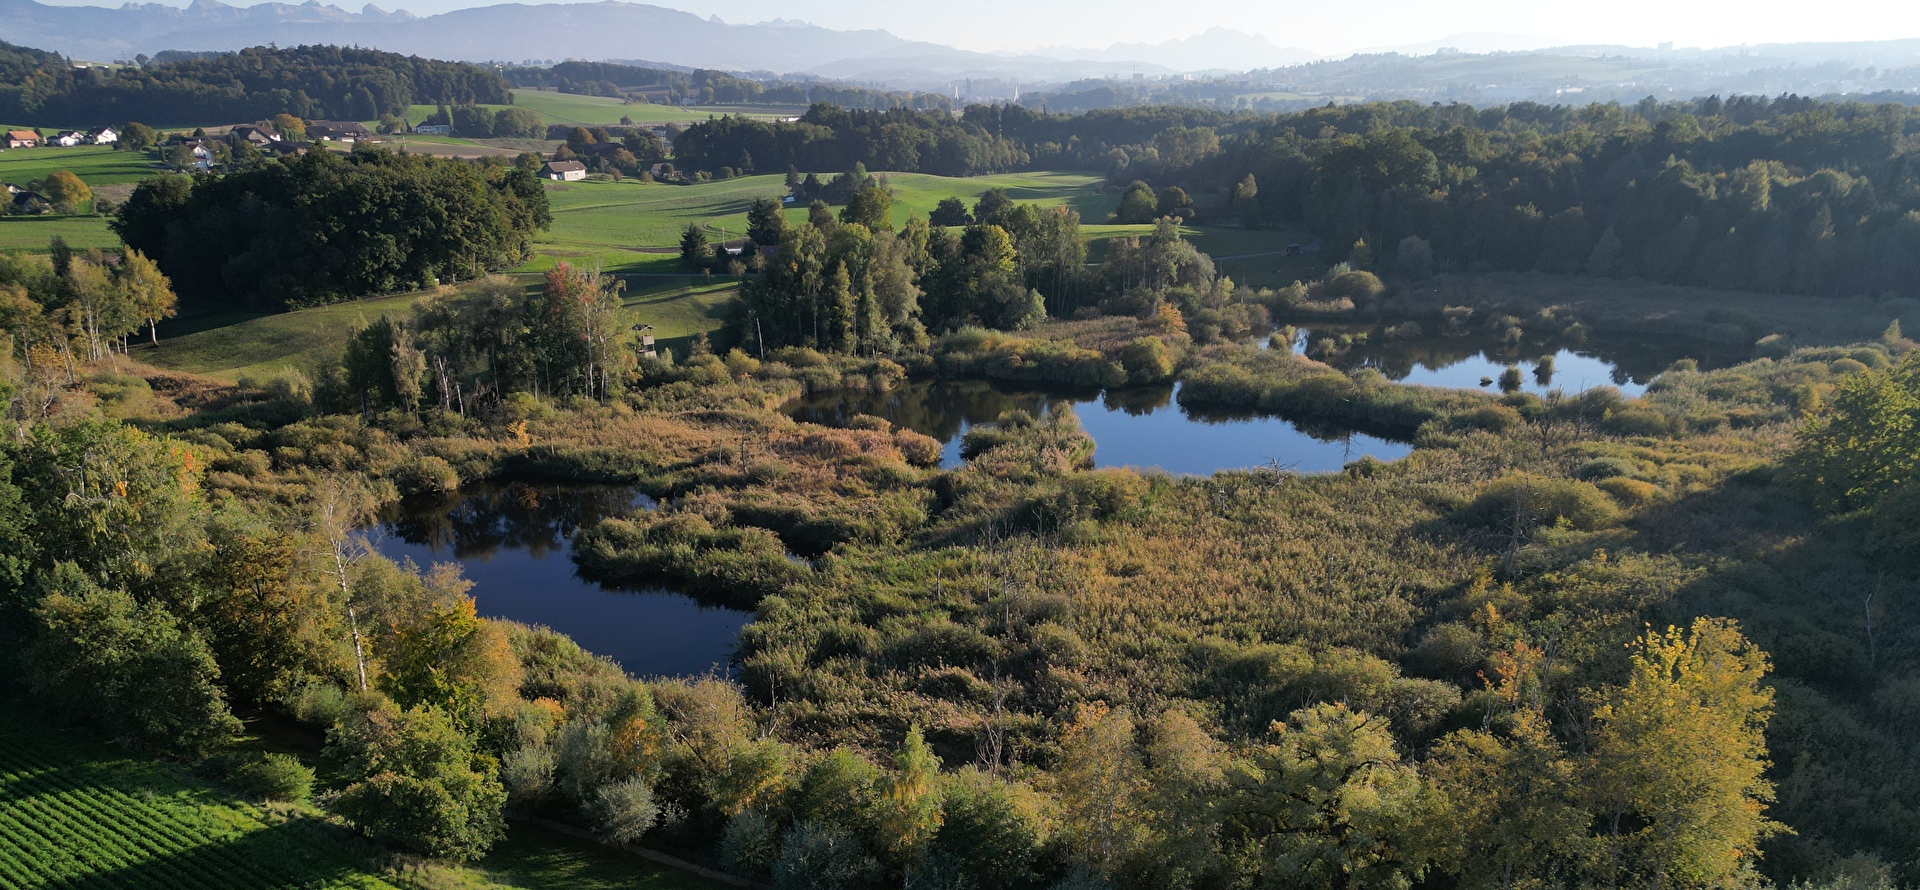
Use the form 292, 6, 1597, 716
227, 124, 278, 145
8, 189, 51, 214
632, 323, 656, 358
51, 131, 85, 147
89, 127, 118, 144
179, 140, 214, 171
306, 120, 373, 142
265, 140, 312, 157
5, 130, 40, 148
541, 160, 587, 181
415, 124, 452, 135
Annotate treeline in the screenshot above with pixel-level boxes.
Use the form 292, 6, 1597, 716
674, 105, 1029, 176
0, 42, 511, 126
113, 148, 549, 310
1223, 96, 1920, 299
680, 94, 1920, 300
730, 180, 1223, 352
503, 61, 951, 111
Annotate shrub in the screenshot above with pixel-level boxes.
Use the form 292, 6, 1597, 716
894, 430, 943, 468
1595, 477, 1660, 507
228, 752, 315, 802
591, 777, 660, 844
721, 810, 782, 879
1119, 336, 1176, 384
1866, 483, 1920, 568
773, 821, 883, 890
1459, 473, 1620, 536
1574, 457, 1637, 481
394, 454, 460, 494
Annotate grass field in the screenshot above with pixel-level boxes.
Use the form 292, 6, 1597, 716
527, 171, 1115, 273
507, 91, 802, 127
149, 288, 443, 381
408, 94, 803, 132
0, 214, 118, 252
147, 275, 739, 380
0, 707, 724, 889
0, 709, 407, 889
0, 144, 163, 186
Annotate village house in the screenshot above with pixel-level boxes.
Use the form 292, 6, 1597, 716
541, 160, 588, 181
89, 127, 118, 145
227, 124, 279, 146
264, 140, 313, 158
5, 184, 51, 214
4, 130, 40, 149
178, 139, 215, 171
415, 124, 452, 135
51, 131, 86, 147
306, 120, 373, 142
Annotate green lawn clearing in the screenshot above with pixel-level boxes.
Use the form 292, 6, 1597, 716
505, 91, 802, 128
146, 275, 739, 380
146, 288, 448, 382
0, 214, 118, 252
0, 144, 163, 187
526, 170, 1115, 273
0, 708, 407, 890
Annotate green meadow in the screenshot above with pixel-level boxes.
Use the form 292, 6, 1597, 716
0, 144, 162, 186
0, 214, 117, 252
146, 276, 739, 381
0, 704, 721, 889
526, 170, 1118, 273
506, 91, 802, 127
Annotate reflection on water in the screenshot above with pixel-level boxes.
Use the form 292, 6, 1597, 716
371, 482, 746, 678
786, 378, 1411, 475
1284, 326, 1746, 398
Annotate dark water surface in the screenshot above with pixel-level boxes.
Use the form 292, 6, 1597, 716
1285, 326, 1748, 398
786, 378, 1412, 474
371, 482, 745, 677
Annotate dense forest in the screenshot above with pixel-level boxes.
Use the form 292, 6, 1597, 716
0, 42, 512, 126
681, 96, 1920, 300
503, 60, 953, 111
112, 148, 550, 310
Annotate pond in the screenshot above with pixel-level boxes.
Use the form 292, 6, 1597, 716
1274, 324, 1758, 398
1284, 326, 1749, 398
785, 378, 1412, 475
370, 482, 747, 678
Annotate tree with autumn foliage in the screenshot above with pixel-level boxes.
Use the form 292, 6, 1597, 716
1586, 618, 1780, 888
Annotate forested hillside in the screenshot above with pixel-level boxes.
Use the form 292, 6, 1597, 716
682, 96, 1920, 300
0, 42, 511, 125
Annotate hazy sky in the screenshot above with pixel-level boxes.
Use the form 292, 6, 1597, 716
33, 0, 1920, 56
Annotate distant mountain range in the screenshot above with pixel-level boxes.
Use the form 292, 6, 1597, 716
0, 0, 1251, 86
1032, 28, 1321, 73
10, 0, 1920, 102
